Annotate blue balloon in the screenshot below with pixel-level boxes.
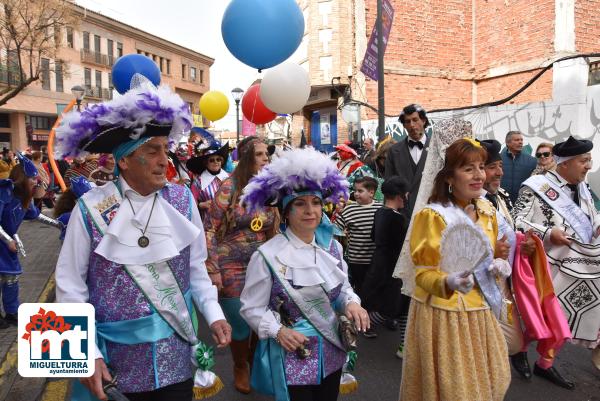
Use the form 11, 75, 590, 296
112, 54, 161, 94
221, 0, 304, 70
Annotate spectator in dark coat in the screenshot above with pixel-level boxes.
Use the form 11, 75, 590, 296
500, 131, 537, 203
384, 104, 431, 216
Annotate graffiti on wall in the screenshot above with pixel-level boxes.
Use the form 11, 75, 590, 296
363, 89, 600, 194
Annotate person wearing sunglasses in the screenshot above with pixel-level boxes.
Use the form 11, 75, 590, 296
186, 143, 230, 221
532, 142, 557, 175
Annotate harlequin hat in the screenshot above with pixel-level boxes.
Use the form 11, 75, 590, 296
55, 82, 192, 158
241, 147, 349, 212
16, 152, 38, 178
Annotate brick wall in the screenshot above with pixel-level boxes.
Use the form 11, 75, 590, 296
362, 0, 474, 118
476, 68, 554, 104
359, 0, 560, 118
364, 74, 472, 118
575, 0, 600, 52
474, 0, 555, 74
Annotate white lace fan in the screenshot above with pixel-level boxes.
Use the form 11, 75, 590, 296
440, 222, 492, 274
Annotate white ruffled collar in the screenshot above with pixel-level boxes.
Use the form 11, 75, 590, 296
199, 169, 229, 191
275, 230, 347, 290
94, 177, 201, 265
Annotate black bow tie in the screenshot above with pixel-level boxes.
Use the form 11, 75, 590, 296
485, 192, 498, 209
408, 140, 424, 149
566, 184, 580, 205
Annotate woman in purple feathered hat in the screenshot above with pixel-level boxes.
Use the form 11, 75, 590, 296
239, 147, 370, 401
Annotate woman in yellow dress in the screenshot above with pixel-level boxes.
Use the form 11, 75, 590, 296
399, 138, 511, 401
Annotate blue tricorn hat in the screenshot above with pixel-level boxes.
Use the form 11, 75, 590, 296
17, 153, 38, 178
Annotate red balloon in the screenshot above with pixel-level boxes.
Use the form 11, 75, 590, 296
242, 84, 276, 125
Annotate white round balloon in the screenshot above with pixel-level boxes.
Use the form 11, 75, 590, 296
259, 62, 311, 114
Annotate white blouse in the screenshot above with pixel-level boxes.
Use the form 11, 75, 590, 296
239, 230, 360, 340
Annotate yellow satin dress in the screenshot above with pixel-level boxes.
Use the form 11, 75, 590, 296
399, 201, 510, 401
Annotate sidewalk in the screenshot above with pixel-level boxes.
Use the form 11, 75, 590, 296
0, 219, 62, 401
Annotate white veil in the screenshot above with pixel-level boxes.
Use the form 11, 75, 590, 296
392, 118, 474, 296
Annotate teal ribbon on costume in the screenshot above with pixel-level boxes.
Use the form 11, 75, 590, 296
112, 137, 152, 176
282, 190, 322, 210
71, 291, 194, 401
315, 214, 338, 249
251, 320, 320, 401
219, 297, 250, 341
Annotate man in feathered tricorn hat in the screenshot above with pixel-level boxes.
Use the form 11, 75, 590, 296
55, 82, 231, 400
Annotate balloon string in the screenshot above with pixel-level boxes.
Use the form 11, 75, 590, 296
252, 90, 258, 123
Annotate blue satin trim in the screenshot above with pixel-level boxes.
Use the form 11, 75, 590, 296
71, 291, 194, 401
251, 320, 321, 401
112, 137, 152, 176
219, 297, 250, 341
282, 190, 323, 211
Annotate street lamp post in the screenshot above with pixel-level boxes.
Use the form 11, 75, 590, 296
231, 87, 244, 144
71, 85, 85, 111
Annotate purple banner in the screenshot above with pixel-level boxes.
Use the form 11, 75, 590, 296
360, 0, 394, 81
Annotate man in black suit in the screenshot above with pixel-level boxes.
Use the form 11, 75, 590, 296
384, 104, 431, 216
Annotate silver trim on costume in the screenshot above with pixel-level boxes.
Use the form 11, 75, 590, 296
12, 233, 25, 257
37, 213, 63, 230
0, 225, 13, 246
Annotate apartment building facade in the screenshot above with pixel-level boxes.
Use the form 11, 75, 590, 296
0, 4, 213, 152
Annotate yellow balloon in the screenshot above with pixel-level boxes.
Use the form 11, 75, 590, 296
199, 91, 230, 121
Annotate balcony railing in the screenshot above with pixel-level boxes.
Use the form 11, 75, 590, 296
84, 86, 113, 100
80, 49, 115, 67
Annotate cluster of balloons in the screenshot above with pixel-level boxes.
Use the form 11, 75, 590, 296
222, 0, 311, 125
112, 54, 232, 123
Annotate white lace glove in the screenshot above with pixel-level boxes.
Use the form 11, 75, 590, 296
488, 258, 512, 279
446, 271, 475, 294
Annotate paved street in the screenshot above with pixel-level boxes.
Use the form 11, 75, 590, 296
2, 220, 600, 401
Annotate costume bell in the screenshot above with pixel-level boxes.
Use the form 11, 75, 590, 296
0, 154, 62, 329
513, 135, 600, 372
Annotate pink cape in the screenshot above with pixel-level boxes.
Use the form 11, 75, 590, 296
512, 232, 571, 357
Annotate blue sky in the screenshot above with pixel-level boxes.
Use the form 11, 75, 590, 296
76, 0, 258, 131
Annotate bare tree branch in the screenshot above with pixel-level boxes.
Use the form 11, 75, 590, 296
0, 0, 75, 106
0, 75, 39, 106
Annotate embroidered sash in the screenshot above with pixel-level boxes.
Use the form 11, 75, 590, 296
257, 250, 345, 351
524, 175, 593, 243
79, 182, 198, 345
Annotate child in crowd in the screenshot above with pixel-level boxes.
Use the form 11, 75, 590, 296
334, 176, 382, 337
361, 177, 411, 354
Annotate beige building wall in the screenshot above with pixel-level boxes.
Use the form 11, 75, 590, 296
0, 4, 213, 152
